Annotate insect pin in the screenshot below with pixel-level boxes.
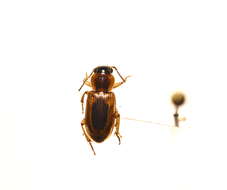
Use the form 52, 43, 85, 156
171, 92, 186, 127
79, 66, 130, 155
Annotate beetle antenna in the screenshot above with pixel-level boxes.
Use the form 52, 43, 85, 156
112, 66, 126, 82
78, 71, 93, 91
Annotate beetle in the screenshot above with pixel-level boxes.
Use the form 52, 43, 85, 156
78, 66, 129, 155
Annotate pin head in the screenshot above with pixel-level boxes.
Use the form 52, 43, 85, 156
171, 92, 185, 107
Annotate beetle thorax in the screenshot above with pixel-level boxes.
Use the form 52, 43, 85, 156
91, 73, 115, 92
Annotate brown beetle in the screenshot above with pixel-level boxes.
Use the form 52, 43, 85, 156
78, 66, 129, 155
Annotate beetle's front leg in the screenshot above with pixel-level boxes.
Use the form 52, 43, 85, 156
113, 75, 130, 89
81, 119, 96, 155
85, 81, 92, 87
81, 91, 88, 114
84, 72, 92, 87
114, 111, 122, 145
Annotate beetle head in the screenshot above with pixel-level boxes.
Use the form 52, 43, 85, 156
93, 66, 113, 74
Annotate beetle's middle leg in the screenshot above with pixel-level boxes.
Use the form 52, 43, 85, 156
81, 119, 96, 155
81, 91, 88, 114
114, 111, 122, 145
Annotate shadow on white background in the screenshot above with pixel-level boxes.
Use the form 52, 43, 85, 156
0, 0, 227, 189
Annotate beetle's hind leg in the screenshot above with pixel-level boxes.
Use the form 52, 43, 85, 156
81, 119, 96, 155
114, 112, 122, 145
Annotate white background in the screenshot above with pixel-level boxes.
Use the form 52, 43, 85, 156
0, 0, 227, 189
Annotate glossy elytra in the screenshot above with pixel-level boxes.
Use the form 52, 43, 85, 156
78, 66, 130, 155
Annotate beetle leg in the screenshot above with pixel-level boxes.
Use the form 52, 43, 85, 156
80, 91, 88, 114
113, 75, 130, 88
84, 72, 92, 87
85, 81, 92, 87
114, 112, 122, 145
78, 71, 93, 91
81, 119, 96, 155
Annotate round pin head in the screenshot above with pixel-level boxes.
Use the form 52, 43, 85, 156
93, 66, 113, 74
171, 92, 186, 107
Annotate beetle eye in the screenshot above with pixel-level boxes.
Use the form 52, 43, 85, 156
109, 67, 113, 73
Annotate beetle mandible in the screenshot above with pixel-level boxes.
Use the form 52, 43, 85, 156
78, 66, 129, 155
